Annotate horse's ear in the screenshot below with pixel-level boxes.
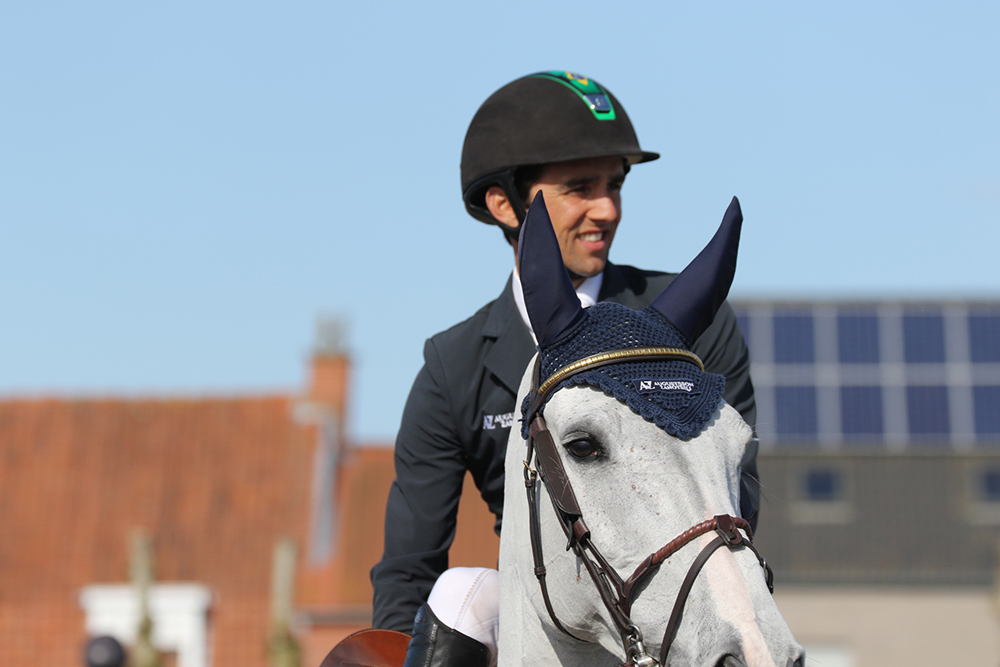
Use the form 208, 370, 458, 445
518, 192, 587, 347
650, 196, 743, 345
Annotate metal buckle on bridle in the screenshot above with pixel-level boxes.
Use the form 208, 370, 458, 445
715, 514, 744, 546
522, 459, 537, 485
625, 624, 658, 667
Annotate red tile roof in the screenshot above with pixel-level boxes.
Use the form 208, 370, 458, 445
0, 396, 313, 666
0, 355, 501, 667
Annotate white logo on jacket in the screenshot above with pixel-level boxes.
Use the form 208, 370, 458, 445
483, 412, 514, 430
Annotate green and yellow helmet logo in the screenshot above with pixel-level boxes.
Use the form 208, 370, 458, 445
531, 71, 617, 121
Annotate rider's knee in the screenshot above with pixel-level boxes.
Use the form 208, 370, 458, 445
427, 567, 499, 664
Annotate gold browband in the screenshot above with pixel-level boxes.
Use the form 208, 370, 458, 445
536, 346, 705, 396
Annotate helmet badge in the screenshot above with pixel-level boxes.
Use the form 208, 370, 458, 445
530, 71, 618, 121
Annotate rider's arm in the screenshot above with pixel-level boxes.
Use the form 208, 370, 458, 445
691, 300, 760, 530
371, 339, 467, 633
693, 300, 756, 429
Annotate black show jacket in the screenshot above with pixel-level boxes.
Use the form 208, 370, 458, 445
371, 263, 757, 632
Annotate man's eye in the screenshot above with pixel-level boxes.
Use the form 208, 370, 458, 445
564, 439, 601, 459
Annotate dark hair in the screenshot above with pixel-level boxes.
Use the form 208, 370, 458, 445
513, 164, 545, 208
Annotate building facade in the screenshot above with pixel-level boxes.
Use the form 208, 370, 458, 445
733, 300, 1000, 665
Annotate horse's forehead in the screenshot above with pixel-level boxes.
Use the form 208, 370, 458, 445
544, 386, 671, 443
546, 386, 631, 416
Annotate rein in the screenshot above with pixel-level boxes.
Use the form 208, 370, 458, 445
521, 348, 774, 667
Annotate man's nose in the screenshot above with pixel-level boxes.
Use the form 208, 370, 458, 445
589, 192, 620, 222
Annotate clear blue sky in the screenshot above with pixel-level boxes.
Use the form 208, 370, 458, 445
2, 2, 997, 441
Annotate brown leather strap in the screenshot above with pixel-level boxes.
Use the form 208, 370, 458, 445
530, 417, 584, 522
524, 425, 586, 641
658, 535, 728, 665
657, 516, 770, 665
621, 515, 752, 611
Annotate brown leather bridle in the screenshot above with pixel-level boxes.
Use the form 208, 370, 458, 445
521, 349, 774, 667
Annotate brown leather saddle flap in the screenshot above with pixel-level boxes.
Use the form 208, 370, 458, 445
319, 628, 411, 667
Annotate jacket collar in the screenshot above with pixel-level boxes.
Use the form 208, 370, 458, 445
483, 262, 638, 394
483, 274, 537, 394
597, 261, 648, 308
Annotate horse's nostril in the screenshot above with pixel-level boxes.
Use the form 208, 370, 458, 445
787, 655, 805, 667
715, 654, 745, 667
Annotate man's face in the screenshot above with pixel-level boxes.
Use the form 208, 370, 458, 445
527, 156, 625, 284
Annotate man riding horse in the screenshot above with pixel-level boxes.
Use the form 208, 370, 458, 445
370, 71, 760, 667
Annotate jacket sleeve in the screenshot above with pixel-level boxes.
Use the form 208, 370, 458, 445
370, 338, 468, 632
691, 300, 760, 530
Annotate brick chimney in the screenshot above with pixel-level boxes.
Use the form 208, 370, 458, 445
298, 316, 351, 571
308, 317, 350, 422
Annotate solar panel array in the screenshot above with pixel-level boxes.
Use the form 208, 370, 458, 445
731, 302, 1000, 450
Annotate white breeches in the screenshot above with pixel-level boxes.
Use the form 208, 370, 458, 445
426, 567, 500, 667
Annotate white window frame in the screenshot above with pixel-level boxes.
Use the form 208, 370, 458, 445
79, 584, 213, 667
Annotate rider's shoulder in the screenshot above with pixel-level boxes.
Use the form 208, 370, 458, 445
603, 262, 678, 305
421, 294, 507, 372
613, 263, 677, 285
428, 300, 495, 345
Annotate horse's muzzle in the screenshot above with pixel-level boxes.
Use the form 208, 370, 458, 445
710, 650, 805, 667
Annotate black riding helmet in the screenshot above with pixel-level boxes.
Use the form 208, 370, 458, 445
461, 71, 659, 237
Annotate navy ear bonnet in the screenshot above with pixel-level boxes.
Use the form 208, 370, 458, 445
519, 302, 726, 441
517, 191, 742, 442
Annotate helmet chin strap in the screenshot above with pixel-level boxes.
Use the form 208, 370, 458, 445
490, 174, 526, 245
504, 183, 528, 225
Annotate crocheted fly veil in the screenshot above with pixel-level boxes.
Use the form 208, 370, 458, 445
518, 191, 743, 440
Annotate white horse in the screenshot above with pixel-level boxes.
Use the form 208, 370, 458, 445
497, 194, 803, 667
498, 383, 802, 667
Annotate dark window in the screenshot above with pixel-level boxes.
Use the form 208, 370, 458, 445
907, 385, 951, 437
841, 386, 883, 438
775, 386, 818, 438
803, 468, 842, 502
838, 312, 880, 363
973, 386, 1000, 438
969, 314, 1000, 362
903, 312, 945, 363
980, 470, 1000, 502
774, 313, 814, 364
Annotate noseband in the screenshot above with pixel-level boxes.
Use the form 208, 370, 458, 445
522, 348, 774, 667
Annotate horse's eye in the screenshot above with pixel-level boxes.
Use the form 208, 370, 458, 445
564, 439, 600, 460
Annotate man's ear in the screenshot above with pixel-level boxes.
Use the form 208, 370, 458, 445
484, 185, 520, 231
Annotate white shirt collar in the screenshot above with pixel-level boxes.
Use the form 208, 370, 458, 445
512, 267, 604, 345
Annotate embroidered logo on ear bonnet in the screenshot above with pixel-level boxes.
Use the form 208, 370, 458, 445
633, 379, 697, 394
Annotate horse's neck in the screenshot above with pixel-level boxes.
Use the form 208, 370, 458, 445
498, 571, 617, 667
